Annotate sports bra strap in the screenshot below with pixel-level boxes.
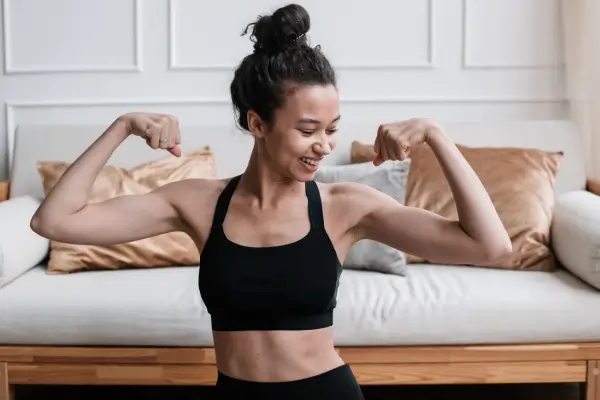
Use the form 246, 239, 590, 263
211, 175, 241, 230
211, 176, 325, 232
305, 181, 325, 230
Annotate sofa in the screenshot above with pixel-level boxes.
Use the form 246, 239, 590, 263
0, 120, 599, 399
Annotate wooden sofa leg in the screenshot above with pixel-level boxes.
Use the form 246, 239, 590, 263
586, 360, 600, 400
0, 363, 14, 400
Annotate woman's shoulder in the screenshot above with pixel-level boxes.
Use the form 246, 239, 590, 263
160, 177, 233, 209
315, 180, 376, 203
316, 180, 388, 218
159, 176, 226, 193
314, 180, 384, 240
160, 177, 238, 242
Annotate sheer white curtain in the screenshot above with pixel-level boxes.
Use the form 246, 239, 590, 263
561, 0, 600, 180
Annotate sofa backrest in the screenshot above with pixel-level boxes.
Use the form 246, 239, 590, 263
9, 120, 586, 200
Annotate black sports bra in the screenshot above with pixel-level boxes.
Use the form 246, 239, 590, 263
198, 175, 342, 331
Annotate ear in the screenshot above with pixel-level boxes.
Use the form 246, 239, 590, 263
247, 110, 268, 139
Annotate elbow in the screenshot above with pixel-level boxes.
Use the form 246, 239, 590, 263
30, 212, 59, 240
479, 237, 513, 263
30, 213, 42, 234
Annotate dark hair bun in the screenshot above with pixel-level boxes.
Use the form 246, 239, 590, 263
244, 4, 310, 54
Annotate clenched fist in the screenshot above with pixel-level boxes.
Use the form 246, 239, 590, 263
119, 112, 182, 157
373, 118, 442, 166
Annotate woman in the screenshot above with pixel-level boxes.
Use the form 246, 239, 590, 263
30, 4, 511, 399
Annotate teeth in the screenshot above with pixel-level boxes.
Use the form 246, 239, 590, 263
301, 158, 317, 166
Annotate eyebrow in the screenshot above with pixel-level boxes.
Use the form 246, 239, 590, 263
297, 115, 341, 124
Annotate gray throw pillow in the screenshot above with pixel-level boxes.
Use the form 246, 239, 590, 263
315, 161, 410, 276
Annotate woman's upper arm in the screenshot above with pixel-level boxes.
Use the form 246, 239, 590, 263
31, 180, 191, 246
345, 182, 494, 265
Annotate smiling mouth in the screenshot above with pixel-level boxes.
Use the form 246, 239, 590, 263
300, 157, 319, 166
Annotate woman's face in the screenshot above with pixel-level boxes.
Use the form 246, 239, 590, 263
250, 84, 341, 181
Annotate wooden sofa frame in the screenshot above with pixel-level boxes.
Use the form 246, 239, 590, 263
1, 179, 600, 400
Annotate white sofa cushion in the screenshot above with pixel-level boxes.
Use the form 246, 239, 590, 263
0, 196, 49, 288
552, 191, 600, 290
315, 161, 410, 275
1, 264, 600, 346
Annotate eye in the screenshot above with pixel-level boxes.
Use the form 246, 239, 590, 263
297, 128, 337, 135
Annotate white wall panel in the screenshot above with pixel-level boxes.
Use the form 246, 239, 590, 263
2, 0, 142, 74
170, 0, 433, 70
463, 0, 562, 69
307, 0, 434, 69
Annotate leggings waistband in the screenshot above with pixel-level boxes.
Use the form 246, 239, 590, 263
216, 364, 364, 399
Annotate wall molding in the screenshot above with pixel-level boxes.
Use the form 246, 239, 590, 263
2, 0, 143, 75
5, 95, 566, 168
167, 0, 436, 71
5, 102, 14, 169
461, 0, 563, 70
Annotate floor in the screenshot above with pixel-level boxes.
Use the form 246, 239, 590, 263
13, 382, 582, 400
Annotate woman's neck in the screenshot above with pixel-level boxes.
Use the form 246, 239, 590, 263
237, 145, 304, 209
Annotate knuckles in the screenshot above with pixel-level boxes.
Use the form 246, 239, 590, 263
146, 113, 178, 127
157, 114, 178, 127
379, 118, 445, 163
122, 112, 182, 153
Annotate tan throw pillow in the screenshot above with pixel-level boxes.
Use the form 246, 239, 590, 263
404, 144, 563, 271
351, 141, 377, 164
37, 147, 216, 274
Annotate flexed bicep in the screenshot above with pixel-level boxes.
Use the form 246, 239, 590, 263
347, 182, 508, 266
31, 182, 185, 246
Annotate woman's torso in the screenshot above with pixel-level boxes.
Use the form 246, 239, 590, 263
174, 176, 357, 382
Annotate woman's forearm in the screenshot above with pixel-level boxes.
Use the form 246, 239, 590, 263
426, 127, 512, 257
32, 118, 130, 223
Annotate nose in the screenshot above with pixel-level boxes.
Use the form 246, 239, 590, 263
314, 136, 332, 156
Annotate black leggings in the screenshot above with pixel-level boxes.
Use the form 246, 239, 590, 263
216, 364, 365, 399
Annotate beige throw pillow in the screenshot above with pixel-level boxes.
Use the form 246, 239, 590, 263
350, 141, 377, 164
37, 147, 216, 274
404, 144, 563, 271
